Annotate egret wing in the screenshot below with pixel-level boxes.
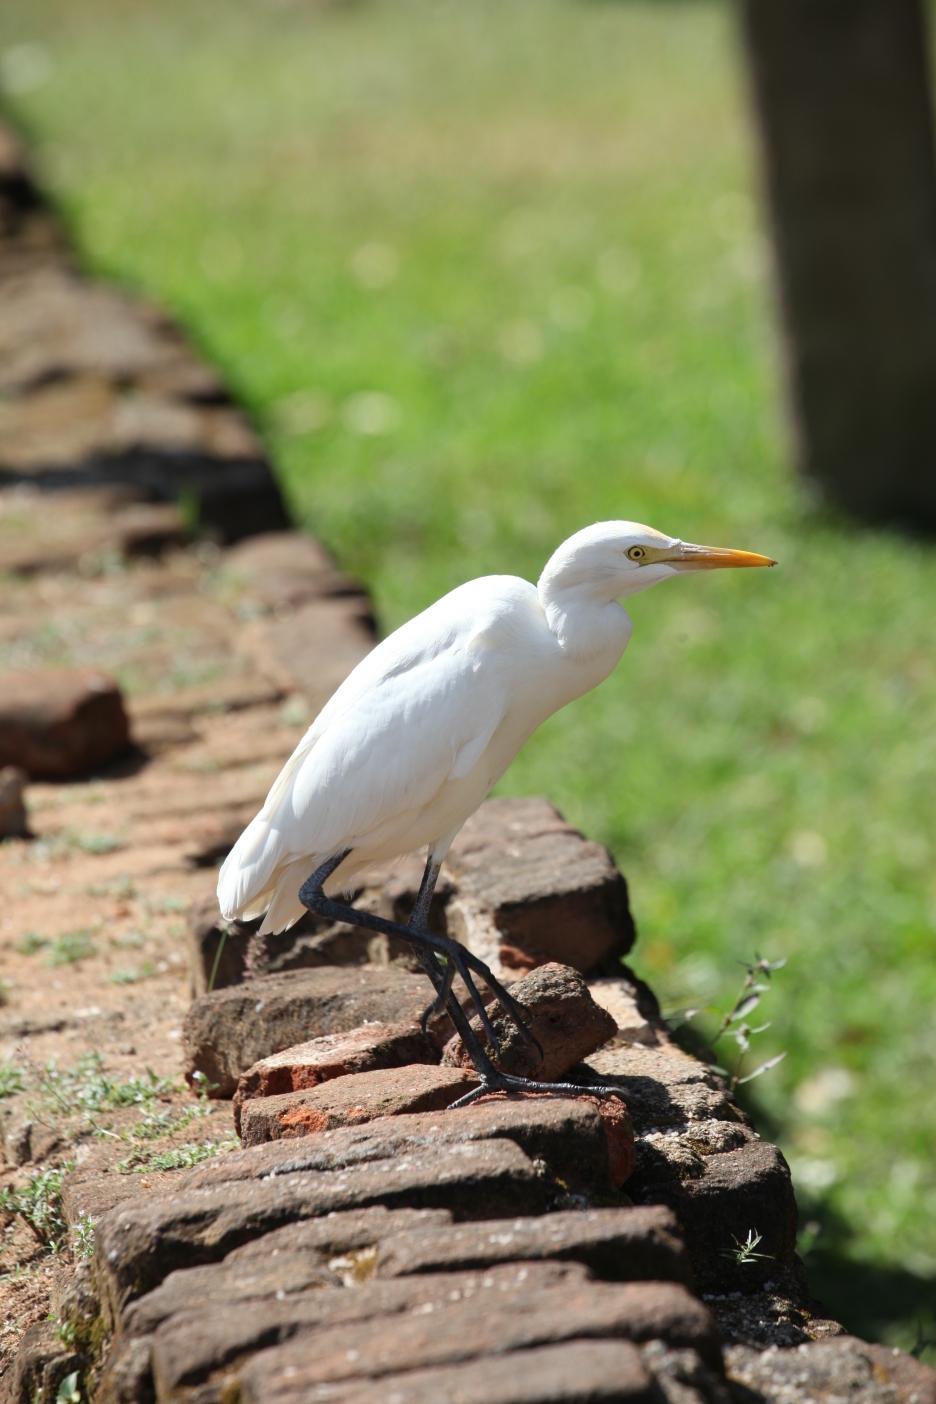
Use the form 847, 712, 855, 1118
217, 570, 538, 921
285, 636, 509, 852
218, 592, 515, 919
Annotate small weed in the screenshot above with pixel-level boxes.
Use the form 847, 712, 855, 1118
189, 1070, 219, 1095
72, 1214, 94, 1261
117, 1138, 236, 1174
910, 1315, 936, 1361
85, 877, 136, 899
177, 486, 200, 538
180, 756, 219, 774
796, 1219, 822, 1260
119, 1094, 211, 1143
56, 1371, 81, 1404
68, 829, 125, 856
109, 964, 155, 985
723, 1229, 772, 1266
207, 929, 228, 992
16, 931, 47, 956
0, 1165, 73, 1250
0, 979, 10, 1006
32, 1052, 180, 1118
112, 931, 146, 949
682, 955, 787, 1093
0, 1063, 24, 1098
45, 931, 96, 966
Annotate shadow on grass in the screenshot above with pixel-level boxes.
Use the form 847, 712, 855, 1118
667, 1024, 936, 1360
800, 1203, 936, 1363
739, 1094, 936, 1361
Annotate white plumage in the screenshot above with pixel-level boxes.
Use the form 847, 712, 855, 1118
218, 521, 773, 933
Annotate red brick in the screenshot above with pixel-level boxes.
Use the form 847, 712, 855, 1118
233, 1022, 440, 1133
442, 962, 616, 1081
239, 1065, 478, 1146
0, 667, 129, 778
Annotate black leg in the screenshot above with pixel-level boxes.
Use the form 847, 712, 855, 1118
299, 852, 626, 1109
299, 852, 536, 1056
405, 858, 460, 1036
404, 858, 504, 1062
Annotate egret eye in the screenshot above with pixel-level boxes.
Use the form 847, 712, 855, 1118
626, 546, 647, 561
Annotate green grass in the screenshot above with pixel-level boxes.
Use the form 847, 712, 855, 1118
0, 1166, 72, 1251
2, 0, 935, 1352
44, 930, 96, 967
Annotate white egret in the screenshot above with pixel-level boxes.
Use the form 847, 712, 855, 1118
219, 521, 774, 1103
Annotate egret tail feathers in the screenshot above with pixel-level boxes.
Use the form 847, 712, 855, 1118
257, 855, 318, 935
217, 814, 291, 922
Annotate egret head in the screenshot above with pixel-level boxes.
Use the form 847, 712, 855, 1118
539, 520, 775, 604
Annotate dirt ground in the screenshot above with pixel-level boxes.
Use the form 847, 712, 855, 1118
0, 484, 377, 1372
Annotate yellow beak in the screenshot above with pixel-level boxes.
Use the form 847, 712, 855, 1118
660, 542, 777, 571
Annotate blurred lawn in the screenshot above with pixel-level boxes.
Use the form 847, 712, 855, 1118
2, 0, 936, 1352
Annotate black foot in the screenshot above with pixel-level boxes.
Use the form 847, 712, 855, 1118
448, 1072, 627, 1111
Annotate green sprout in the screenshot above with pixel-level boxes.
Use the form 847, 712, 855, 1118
72, 1214, 95, 1260
45, 931, 97, 966
16, 932, 47, 956
0, 1062, 24, 1098
116, 1138, 236, 1174
723, 1228, 772, 1266
56, 1371, 81, 1404
67, 829, 125, 856
683, 954, 787, 1092
109, 963, 155, 985
0, 1165, 74, 1251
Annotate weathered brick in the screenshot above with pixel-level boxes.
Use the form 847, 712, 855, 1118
239, 1065, 478, 1145
232, 1275, 721, 1402
726, 1337, 936, 1404
179, 1097, 615, 1203
442, 962, 616, 1081
233, 1022, 441, 1133
1, 1321, 84, 1404
183, 967, 455, 1097
444, 797, 636, 977
149, 1264, 589, 1399
224, 1206, 453, 1264
222, 531, 364, 612
583, 1043, 797, 1293
94, 1139, 547, 1319
121, 1252, 339, 1339
271, 1339, 658, 1404
377, 1204, 691, 1286
0, 667, 129, 778
373, 1201, 687, 1286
